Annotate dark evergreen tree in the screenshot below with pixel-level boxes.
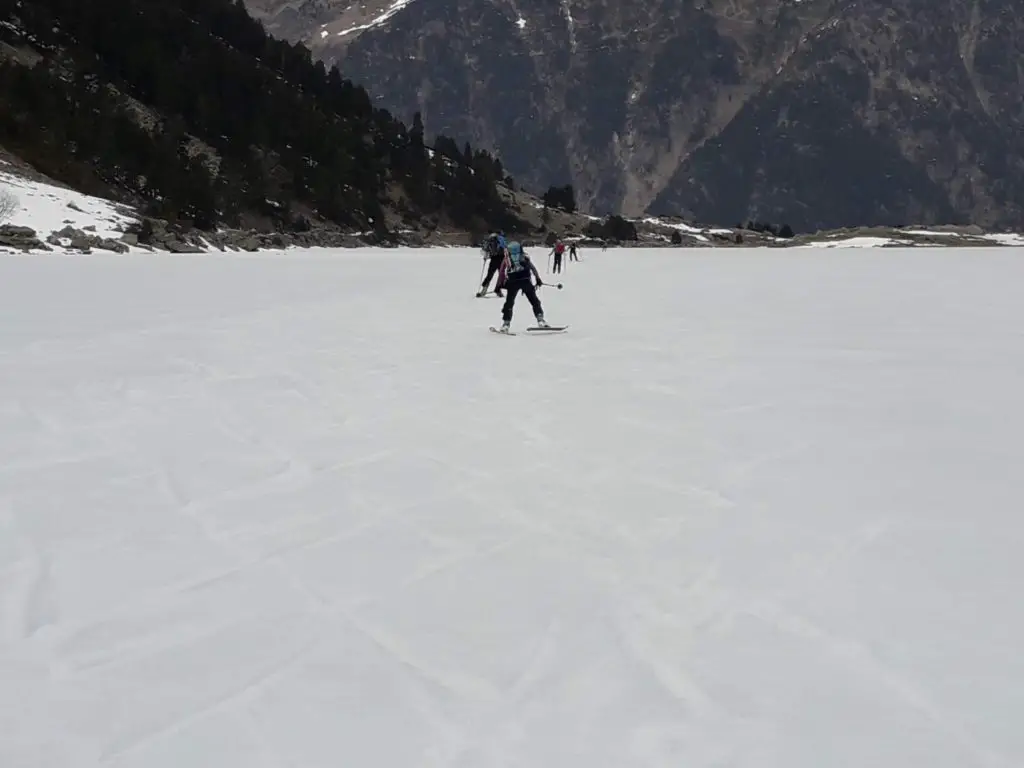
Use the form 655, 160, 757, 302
0, 0, 531, 234
585, 214, 638, 241
542, 184, 577, 213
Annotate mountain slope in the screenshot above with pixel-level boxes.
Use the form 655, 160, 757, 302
248, 0, 416, 46
255, 0, 1024, 231
0, 0, 529, 238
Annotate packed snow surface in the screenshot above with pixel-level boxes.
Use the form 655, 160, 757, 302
2, 246, 1024, 767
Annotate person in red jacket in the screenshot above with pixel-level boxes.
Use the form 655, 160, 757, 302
550, 239, 566, 273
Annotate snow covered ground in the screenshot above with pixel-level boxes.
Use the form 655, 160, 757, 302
982, 233, 1024, 245
806, 232, 1024, 248
3, 245, 1024, 767
799, 235, 909, 248
0, 170, 138, 241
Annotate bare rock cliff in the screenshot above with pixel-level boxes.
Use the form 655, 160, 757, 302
249, 0, 1024, 231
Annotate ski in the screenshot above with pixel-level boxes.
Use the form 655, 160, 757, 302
490, 325, 567, 335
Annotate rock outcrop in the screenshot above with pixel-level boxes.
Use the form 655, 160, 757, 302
46, 225, 129, 253
0, 224, 48, 251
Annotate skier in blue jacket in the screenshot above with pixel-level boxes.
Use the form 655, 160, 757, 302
498, 240, 548, 332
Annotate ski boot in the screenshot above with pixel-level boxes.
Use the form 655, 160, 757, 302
499, 321, 511, 333
535, 315, 549, 328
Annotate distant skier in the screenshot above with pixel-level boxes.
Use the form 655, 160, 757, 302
569, 242, 579, 261
477, 231, 507, 297
497, 240, 547, 333
550, 239, 565, 273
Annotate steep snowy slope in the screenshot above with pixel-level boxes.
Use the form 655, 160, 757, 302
0, 169, 138, 242
2, 246, 1024, 767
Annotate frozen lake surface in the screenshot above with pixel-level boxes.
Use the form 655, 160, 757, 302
2, 245, 1023, 767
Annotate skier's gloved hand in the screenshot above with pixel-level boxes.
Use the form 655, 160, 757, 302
536, 278, 544, 287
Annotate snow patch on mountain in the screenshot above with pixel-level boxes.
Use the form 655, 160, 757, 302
804, 236, 911, 248
561, 0, 577, 51
984, 233, 1024, 245
335, 0, 418, 38
641, 216, 702, 233
0, 170, 138, 243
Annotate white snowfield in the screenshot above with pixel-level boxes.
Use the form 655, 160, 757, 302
2, 246, 1024, 767
1, 170, 138, 241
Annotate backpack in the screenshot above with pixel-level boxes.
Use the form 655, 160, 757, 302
505, 241, 527, 273
484, 234, 500, 257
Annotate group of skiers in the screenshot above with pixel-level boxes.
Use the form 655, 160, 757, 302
477, 231, 580, 333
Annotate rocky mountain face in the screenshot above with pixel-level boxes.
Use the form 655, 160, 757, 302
244, 0, 403, 46
249, 0, 1024, 231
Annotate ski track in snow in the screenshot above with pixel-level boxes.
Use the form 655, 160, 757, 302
3, 246, 1024, 766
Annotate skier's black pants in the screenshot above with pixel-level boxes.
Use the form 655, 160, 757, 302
552, 253, 562, 273
502, 279, 543, 323
482, 255, 503, 290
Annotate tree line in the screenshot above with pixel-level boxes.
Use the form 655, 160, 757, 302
0, 0, 527, 234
